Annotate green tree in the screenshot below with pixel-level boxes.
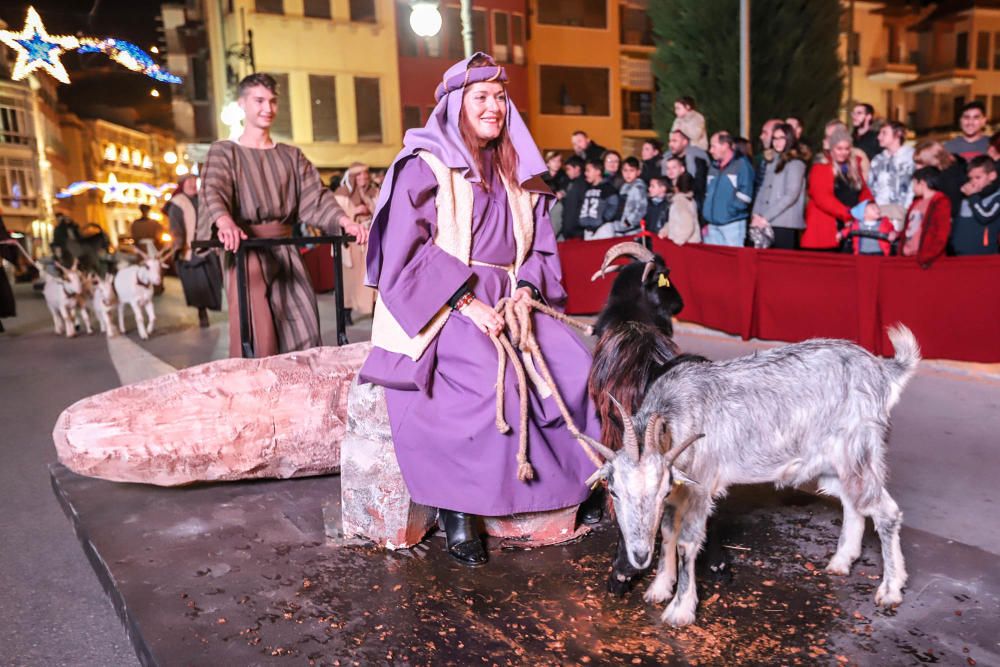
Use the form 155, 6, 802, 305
650, 0, 843, 151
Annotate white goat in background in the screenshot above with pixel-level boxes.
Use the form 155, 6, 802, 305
42, 260, 85, 338
589, 326, 920, 627
89, 272, 118, 338
114, 246, 171, 339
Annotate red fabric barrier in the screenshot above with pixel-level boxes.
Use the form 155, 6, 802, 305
557, 239, 1000, 363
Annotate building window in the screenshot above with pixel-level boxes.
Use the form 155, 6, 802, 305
537, 0, 606, 29
445, 8, 487, 60
354, 77, 382, 143
0, 157, 38, 209
350, 0, 376, 23
620, 5, 653, 46
991, 95, 1000, 123
539, 65, 610, 116
192, 55, 209, 101
309, 75, 339, 142
255, 0, 283, 14
397, 3, 418, 57
403, 106, 422, 131
0, 97, 31, 146
847, 31, 860, 67
494, 12, 510, 63
622, 90, 653, 130
995, 32, 1000, 69
511, 14, 525, 65
304, 0, 330, 19
953, 96, 965, 126
270, 73, 293, 140
976, 32, 990, 69
956, 32, 968, 68
472, 10, 488, 53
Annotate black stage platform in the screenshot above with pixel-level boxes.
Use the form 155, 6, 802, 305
50, 464, 998, 665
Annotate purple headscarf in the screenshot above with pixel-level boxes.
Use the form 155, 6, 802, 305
365, 52, 547, 286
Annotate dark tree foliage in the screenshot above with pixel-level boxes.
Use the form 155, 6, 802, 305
650, 0, 843, 150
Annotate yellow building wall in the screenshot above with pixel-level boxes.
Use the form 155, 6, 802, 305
208, 0, 402, 169
525, 0, 624, 153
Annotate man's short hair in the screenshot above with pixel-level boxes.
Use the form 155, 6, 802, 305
911, 166, 942, 191
572, 130, 589, 139
622, 156, 641, 170
643, 138, 662, 153
565, 155, 585, 170
139, 204, 150, 215
649, 176, 669, 189
665, 155, 685, 168
712, 131, 736, 150
968, 155, 996, 174
585, 158, 604, 172
854, 102, 875, 117
670, 129, 691, 143
885, 120, 906, 142
238, 73, 278, 98
961, 100, 986, 116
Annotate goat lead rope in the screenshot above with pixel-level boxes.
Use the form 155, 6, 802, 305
490, 298, 603, 483
7, 241, 42, 271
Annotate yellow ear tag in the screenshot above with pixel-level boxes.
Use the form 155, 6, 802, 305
658, 274, 671, 288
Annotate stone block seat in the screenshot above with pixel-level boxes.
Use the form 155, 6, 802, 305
341, 380, 590, 550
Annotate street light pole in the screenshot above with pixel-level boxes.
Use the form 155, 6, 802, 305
739, 0, 750, 138
461, 0, 473, 59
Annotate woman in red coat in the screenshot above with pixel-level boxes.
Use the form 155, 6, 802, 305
901, 166, 952, 268
802, 127, 873, 250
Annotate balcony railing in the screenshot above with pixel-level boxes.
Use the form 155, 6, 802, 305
867, 58, 918, 82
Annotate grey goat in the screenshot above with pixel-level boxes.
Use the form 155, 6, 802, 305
586, 325, 920, 626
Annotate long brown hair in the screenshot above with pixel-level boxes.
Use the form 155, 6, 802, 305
914, 139, 956, 170
458, 57, 519, 190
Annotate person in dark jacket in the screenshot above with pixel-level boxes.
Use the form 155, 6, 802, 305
602, 150, 624, 190
0, 215, 18, 332
570, 130, 605, 162
541, 150, 569, 196
914, 139, 966, 224
665, 129, 709, 210
645, 176, 670, 235
900, 167, 951, 268
952, 156, 1000, 255
560, 155, 587, 240
579, 159, 621, 240
851, 102, 880, 161
640, 139, 663, 184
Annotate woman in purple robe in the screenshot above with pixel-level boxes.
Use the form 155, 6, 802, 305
360, 53, 603, 566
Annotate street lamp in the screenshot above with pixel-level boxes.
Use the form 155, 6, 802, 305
409, 1, 442, 38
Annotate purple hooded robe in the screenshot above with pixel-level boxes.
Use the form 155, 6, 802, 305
358, 54, 600, 516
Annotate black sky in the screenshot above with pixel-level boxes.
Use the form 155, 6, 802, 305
0, 1, 176, 129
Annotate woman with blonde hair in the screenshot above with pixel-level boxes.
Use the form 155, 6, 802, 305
802, 127, 873, 250
333, 162, 378, 322
914, 139, 967, 218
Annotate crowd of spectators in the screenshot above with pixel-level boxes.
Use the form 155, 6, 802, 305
542, 97, 1000, 266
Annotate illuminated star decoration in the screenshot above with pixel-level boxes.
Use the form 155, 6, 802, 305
77, 38, 182, 84
0, 7, 79, 84
57, 174, 176, 205
0, 6, 183, 85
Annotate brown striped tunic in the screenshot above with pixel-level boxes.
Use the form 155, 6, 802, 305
199, 140, 347, 356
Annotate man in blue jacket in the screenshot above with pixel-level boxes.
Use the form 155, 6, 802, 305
703, 131, 755, 246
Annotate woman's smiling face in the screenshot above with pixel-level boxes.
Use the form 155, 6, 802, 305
463, 81, 507, 144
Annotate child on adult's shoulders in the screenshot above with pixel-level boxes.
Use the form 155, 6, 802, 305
842, 200, 897, 256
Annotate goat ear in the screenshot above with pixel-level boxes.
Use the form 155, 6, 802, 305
670, 468, 700, 488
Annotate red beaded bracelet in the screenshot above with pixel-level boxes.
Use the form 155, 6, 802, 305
454, 291, 475, 312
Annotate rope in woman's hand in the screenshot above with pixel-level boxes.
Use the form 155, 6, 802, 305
488, 298, 604, 482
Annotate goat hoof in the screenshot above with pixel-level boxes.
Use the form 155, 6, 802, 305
825, 557, 852, 576
875, 582, 903, 608
661, 602, 697, 627
606, 572, 633, 597
643, 581, 675, 605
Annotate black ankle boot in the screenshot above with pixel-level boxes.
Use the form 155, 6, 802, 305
579, 487, 605, 525
439, 509, 487, 567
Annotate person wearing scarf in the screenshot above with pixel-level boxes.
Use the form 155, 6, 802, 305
333, 163, 379, 322
359, 53, 602, 566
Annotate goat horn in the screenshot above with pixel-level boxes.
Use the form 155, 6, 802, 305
598, 241, 656, 279
133, 247, 149, 260
644, 413, 665, 456
666, 433, 705, 467
590, 264, 624, 282
608, 393, 640, 461
581, 434, 616, 462
641, 261, 657, 285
